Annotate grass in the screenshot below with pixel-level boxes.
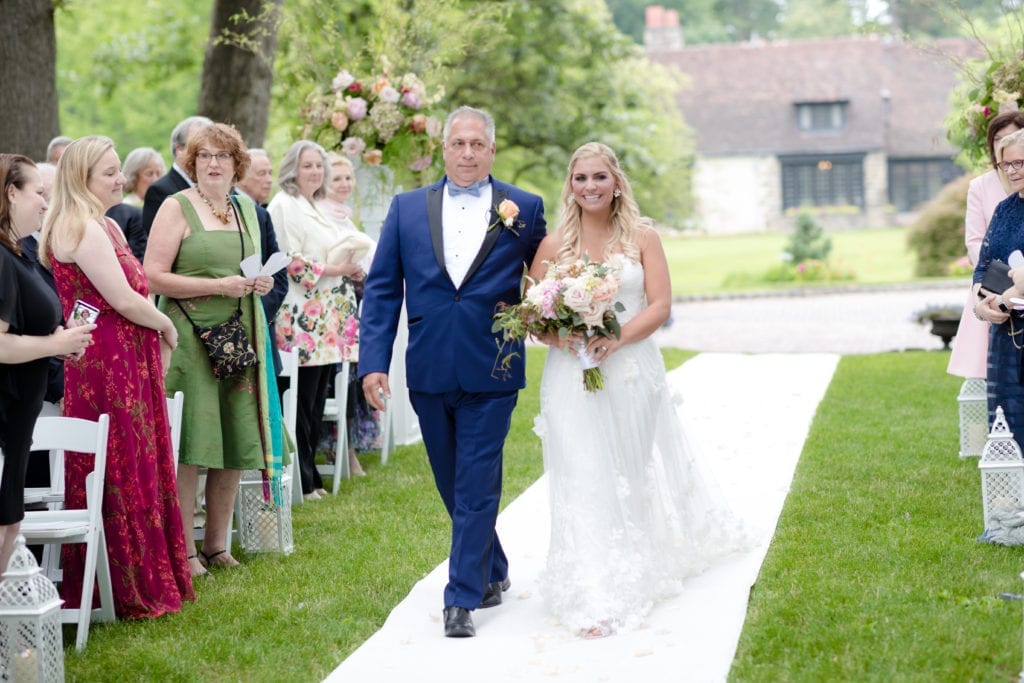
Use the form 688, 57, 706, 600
63, 348, 693, 681
730, 351, 1024, 681
663, 227, 924, 297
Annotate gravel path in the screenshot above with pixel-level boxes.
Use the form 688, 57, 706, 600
653, 284, 970, 354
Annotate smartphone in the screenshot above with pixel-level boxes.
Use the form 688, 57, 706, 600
70, 299, 100, 326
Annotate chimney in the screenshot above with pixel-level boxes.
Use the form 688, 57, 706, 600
643, 5, 684, 51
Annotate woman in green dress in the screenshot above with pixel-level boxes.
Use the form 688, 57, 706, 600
145, 123, 286, 578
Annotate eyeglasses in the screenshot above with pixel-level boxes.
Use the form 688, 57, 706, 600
999, 159, 1024, 173
197, 151, 232, 163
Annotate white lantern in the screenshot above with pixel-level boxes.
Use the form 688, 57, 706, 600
958, 378, 988, 458
235, 471, 293, 554
980, 406, 1024, 533
0, 535, 64, 683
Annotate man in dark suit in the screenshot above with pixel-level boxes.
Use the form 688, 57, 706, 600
235, 149, 273, 208
360, 106, 546, 638
106, 203, 145, 261
140, 115, 213, 244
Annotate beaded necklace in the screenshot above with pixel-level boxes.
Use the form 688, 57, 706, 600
195, 187, 233, 225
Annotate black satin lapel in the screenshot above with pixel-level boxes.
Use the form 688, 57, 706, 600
462, 187, 508, 286
427, 185, 446, 273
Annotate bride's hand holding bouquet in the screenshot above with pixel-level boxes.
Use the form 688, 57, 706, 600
492, 257, 625, 391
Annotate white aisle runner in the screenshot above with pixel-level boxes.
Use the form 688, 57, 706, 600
326, 353, 839, 683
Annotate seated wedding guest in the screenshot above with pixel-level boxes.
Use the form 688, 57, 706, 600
45, 136, 72, 165
0, 154, 94, 572
146, 122, 287, 575
317, 151, 376, 475
141, 115, 212, 238
974, 128, 1024, 438
270, 141, 363, 498
949, 111, 1024, 380
122, 147, 166, 208
38, 136, 194, 619
236, 148, 274, 208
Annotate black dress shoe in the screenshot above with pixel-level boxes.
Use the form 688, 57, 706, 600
478, 577, 511, 609
443, 606, 475, 637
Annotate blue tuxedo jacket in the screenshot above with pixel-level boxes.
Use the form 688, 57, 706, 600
359, 177, 546, 393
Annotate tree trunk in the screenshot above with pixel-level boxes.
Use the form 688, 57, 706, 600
0, 0, 59, 159
197, 0, 283, 148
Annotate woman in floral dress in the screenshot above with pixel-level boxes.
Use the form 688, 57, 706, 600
269, 141, 363, 499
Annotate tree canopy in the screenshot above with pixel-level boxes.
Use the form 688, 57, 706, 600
49, 0, 693, 225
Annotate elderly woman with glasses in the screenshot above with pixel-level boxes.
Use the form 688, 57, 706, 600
974, 128, 1024, 442
145, 123, 288, 577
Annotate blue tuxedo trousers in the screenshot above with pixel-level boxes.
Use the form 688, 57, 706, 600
409, 388, 517, 609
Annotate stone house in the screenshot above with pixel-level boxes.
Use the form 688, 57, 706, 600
648, 31, 981, 233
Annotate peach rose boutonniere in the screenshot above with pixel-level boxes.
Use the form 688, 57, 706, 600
489, 198, 522, 237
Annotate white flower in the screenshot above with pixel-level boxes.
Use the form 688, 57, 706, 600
378, 85, 401, 103
331, 70, 355, 92
562, 279, 594, 313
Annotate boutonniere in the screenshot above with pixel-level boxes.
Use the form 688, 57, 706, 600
489, 198, 522, 237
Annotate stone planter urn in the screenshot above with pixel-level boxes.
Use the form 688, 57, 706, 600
913, 304, 964, 350
929, 317, 960, 350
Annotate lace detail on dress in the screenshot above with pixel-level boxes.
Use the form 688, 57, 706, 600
537, 259, 749, 635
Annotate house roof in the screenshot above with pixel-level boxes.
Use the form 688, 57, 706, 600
650, 36, 982, 158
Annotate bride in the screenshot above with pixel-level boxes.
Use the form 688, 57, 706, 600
530, 142, 747, 638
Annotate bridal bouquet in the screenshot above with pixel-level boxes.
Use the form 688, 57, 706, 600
492, 258, 624, 391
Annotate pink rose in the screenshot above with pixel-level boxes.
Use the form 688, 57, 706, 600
402, 91, 422, 109
410, 113, 427, 133
347, 97, 368, 120
322, 330, 340, 349
341, 137, 366, 158
425, 116, 442, 138
363, 149, 383, 165
287, 258, 305, 276
379, 85, 400, 103
331, 110, 349, 132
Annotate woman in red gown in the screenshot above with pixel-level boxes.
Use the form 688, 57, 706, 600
39, 136, 194, 619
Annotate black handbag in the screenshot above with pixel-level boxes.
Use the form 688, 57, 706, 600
174, 201, 258, 380
979, 258, 1013, 297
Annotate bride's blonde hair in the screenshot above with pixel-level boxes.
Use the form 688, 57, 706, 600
40, 135, 113, 266
554, 142, 646, 265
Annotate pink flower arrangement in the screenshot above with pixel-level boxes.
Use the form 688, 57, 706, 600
302, 58, 445, 186
492, 258, 624, 391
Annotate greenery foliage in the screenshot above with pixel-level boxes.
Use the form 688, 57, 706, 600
785, 212, 833, 264
944, 9, 1024, 170
906, 173, 971, 277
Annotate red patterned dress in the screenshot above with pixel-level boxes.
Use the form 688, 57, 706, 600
51, 218, 194, 619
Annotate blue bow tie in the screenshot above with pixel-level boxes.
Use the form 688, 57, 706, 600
447, 179, 489, 197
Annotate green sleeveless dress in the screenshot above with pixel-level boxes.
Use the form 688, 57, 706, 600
159, 194, 264, 470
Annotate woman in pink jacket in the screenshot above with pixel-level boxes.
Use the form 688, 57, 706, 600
948, 111, 1024, 378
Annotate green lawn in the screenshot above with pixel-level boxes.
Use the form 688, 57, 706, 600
61, 348, 1022, 681
664, 227, 923, 296
731, 351, 1023, 681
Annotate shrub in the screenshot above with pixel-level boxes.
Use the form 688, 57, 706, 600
906, 174, 971, 277
763, 258, 856, 284
785, 211, 832, 263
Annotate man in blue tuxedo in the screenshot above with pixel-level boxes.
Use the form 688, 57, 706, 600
360, 106, 546, 637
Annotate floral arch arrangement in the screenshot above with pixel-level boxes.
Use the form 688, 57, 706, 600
947, 48, 1024, 170
301, 60, 445, 187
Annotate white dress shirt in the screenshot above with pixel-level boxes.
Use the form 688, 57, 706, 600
442, 184, 492, 288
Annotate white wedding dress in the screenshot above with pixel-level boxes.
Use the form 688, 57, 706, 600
534, 258, 748, 635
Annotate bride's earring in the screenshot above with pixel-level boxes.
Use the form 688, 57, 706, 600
613, 189, 621, 198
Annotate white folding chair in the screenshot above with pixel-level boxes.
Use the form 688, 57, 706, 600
277, 348, 302, 506
166, 391, 184, 469
379, 400, 395, 466
20, 414, 115, 652
318, 363, 351, 494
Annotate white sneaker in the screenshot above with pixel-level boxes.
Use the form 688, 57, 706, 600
303, 491, 322, 501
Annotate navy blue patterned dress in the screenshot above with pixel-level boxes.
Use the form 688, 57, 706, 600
974, 193, 1024, 434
